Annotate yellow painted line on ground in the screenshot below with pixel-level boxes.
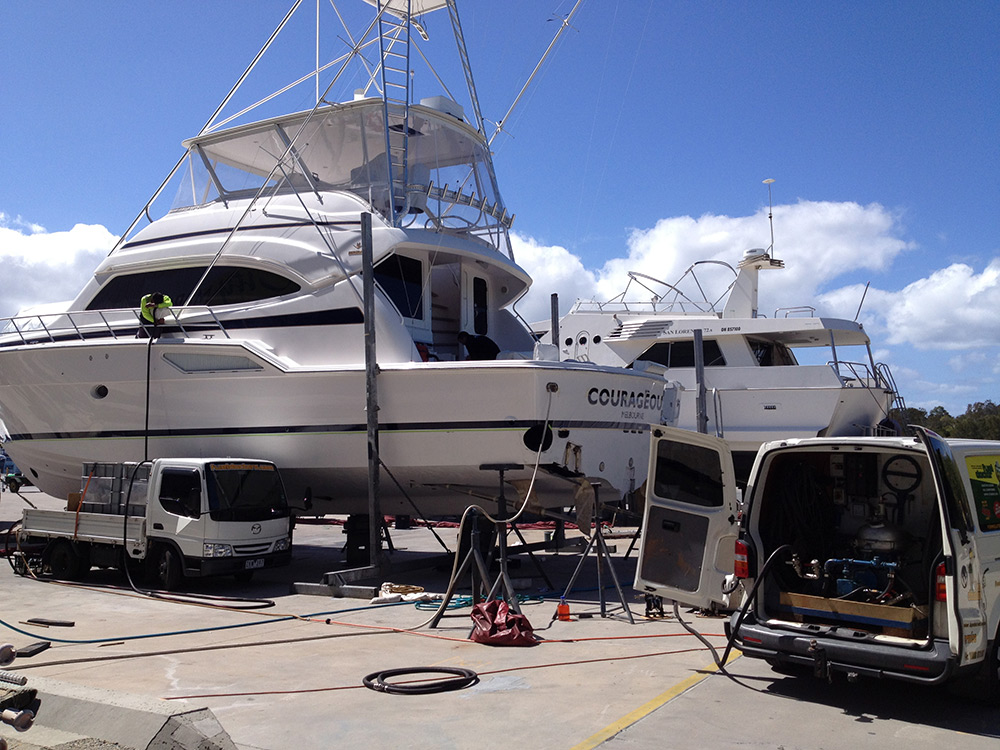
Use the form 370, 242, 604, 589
569, 649, 742, 750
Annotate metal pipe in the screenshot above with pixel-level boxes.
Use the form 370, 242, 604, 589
694, 329, 708, 434
362, 212, 383, 569
550, 293, 560, 350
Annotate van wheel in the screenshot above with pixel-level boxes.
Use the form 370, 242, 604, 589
985, 630, 1000, 703
152, 545, 183, 591
47, 539, 82, 580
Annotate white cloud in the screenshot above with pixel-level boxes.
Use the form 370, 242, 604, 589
516, 199, 912, 323
839, 261, 1000, 350
0, 216, 115, 318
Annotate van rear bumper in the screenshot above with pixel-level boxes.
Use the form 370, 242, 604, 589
734, 614, 959, 685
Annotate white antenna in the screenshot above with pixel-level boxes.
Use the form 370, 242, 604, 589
763, 178, 776, 255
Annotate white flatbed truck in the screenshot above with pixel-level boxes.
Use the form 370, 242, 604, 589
17, 458, 292, 590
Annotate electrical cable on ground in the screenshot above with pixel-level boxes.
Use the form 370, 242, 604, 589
671, 544, 793, 679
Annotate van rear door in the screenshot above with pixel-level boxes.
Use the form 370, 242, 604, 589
634, 426, 739, 609
917, 427, 987, 666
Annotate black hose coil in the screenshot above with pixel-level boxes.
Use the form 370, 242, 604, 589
363, 666, 479, 695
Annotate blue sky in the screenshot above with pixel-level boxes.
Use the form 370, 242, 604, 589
1, 1, 998, 415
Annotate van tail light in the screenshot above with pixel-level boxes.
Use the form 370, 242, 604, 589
734, 539, 750, 579
935, 561, 948, 602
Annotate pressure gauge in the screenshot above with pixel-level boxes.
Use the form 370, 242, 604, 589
881, 454, 922, 493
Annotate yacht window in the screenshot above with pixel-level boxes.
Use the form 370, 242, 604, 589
86, 266, 300, 310
751, 340, 797, 366
473, 277, 488, 334
374, 255, 424, 319
636, 340, 725, 368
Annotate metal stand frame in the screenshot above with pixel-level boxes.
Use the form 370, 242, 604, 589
561, 485, 635, 623
477, 463, 526, 612
431, 462, 558, 628
428, 510, 493, 628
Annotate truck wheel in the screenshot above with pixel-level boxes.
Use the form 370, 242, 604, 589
47, 539, 82, 580
152, 545, 183, 591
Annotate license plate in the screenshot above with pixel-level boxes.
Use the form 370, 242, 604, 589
244, 558, 265, 570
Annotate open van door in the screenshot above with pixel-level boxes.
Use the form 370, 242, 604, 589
634, 426, 739, 609
915, 427, 987, 667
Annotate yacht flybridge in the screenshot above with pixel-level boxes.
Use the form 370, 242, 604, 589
541, 250, 902, 481
0, 0, 676, 516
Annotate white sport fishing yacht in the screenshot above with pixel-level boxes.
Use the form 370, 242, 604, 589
541, 249, 901, 481
0, 0, 677, 516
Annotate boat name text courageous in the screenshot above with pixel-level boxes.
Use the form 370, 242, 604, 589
587, 386, 663, 417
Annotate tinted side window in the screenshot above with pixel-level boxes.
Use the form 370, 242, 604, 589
158, 468, 202, 518
637, 340, 724, 368
652, 440, 724, 508
374, 255, 424, 319
86, 266, 300, 310
87, 267, 203, 310
192, 266, 299, 305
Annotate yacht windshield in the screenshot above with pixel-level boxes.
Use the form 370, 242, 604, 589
172, 101, 506, 245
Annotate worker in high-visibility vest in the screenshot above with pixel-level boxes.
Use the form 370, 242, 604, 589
139, 292, 172, 336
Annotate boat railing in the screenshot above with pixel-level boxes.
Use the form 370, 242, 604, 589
573, 266, 738, 316
0, 306, 231, 345
831, 360, 890, 390
711, 387, 725, 439
570, 299, 713, 315
774, 306, 816, 318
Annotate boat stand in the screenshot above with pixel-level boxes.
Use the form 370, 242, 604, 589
427, 510, 493, 628
431, 463, 550, 628
480, 463, 556, 591
477, 463, 527, 613
560, 484, 635, 623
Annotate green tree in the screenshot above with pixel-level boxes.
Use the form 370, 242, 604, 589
952, 400, 1000, 440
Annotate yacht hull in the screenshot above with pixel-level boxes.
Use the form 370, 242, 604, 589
0, 338, 670, 516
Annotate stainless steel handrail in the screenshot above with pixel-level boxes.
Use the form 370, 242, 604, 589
0, 306, 231, 345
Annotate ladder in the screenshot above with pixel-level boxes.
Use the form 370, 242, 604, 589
377, 1, 412, 225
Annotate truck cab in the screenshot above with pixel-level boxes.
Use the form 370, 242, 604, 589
633, 426, 1000, 692
19, 458, 292, 590
142, 458, 292, 588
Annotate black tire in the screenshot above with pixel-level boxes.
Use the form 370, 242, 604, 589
984, 629, 1000, 704
151, 544, 183, 591
47, 539, 81, 580
74, 543, 92, 581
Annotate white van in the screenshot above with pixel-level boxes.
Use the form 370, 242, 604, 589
634, 426, 1000, 691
